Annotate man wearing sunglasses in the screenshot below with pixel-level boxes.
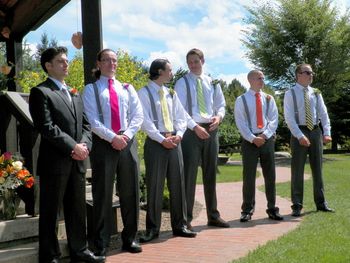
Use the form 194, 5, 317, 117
284, 63, 334, 217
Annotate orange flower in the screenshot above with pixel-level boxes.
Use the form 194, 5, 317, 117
16, 169, 29, 180
70, 87, 79, 96
24, 177, 34, 188
6, 164, 14, 174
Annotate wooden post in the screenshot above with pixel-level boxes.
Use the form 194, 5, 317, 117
81, 0, 103, 85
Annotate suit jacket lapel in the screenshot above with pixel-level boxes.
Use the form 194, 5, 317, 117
46, 78, 76, 117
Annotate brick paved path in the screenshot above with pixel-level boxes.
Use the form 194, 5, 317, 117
106, 166, 303, 263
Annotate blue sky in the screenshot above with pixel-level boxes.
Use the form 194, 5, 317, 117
25, 0, 350, 88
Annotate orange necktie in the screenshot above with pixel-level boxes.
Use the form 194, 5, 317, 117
255, 92, 263, 129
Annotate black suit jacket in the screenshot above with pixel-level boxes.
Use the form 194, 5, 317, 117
29, 78, 92, 176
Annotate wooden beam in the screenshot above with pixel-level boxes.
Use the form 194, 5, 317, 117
10, 0, 71, 41
81, 0, 102, 85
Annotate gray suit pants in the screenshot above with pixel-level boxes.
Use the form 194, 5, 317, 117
181, 127, 220, 223
90, 134, 140, 248
144, 137, 187, 232
290, 126, 326, 209
241, 137, 277, 214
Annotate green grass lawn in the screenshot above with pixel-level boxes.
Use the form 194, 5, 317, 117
234, 154, 350, 263
196, 164, 243, 184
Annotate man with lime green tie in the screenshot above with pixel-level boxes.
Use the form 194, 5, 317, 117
174, 48, 229, 230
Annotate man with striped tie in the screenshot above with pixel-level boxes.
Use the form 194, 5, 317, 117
235, 70, 283, 222
284, 63, 334, 217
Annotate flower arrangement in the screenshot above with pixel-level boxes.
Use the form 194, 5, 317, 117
0, 151, 34, 193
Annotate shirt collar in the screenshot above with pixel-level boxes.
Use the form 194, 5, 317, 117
188, 71, 204, 80
149, 80, 163, 92
248, 88, 262, 96
296, 82, 310, 91
49, 77, 66, 90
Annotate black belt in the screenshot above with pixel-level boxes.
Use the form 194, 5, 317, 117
298, 125, 319, 130
160, 132, 176, 138
116, 131, 125, 135
253, 132, 264, 136
198, 123, 211, 128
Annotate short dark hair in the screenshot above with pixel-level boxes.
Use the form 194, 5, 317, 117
149, 59, 170, 80
186, 48, 204, 61
40, 46, 68, 73
93, 48, 117, 79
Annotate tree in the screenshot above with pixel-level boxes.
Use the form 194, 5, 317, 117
219, 79, 246, 154
35, 33, 58, 61
116, 50, 148, 90
243, 0, 350, 150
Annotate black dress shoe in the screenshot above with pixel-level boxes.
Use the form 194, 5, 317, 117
94, 247, 107, 257
291, 209, 301, 217
207, 217, 230, 228
240, 213, 252, 222
139, 229, 159, 243
71, 249, 105, 263
122, 241, 142, 253
173, 227, 197, 238
317, 205, 334, 212
266, 209, 284, 220
186, 222, 194, 231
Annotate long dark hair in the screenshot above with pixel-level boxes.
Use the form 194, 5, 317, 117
93, 48, 117, 79
149, 58, 170, 80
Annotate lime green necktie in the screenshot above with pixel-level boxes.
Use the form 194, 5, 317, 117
159, 88, 173, 132
304, 88, 313, 130
196, 78, 207, 117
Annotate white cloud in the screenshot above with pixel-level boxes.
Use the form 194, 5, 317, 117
25, 0, 350, 89
144, 51, 185, 71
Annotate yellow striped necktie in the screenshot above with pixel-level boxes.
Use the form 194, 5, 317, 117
304, 88, 313, 130
196, 78, 208, 117
159, 88, 173, 132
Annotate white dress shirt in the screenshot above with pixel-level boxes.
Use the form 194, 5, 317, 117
174, 72, 226, 129
138, 81, 187, 143
284, 83, 331, 139
235, 89, 278, 143
82, 76, 143, 142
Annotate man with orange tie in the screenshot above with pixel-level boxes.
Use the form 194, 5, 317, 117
234, 70, 283, 222
284, 64, 333, 217
82, 49, 143, 256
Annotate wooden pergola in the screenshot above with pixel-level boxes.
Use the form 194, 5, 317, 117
0, 0, 103, 168
0, 0, 103, 89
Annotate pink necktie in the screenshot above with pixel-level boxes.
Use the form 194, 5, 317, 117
108, 79, 121, 133
255, 92, 263, 129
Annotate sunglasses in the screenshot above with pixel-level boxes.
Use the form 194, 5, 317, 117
299, 71, 315, 76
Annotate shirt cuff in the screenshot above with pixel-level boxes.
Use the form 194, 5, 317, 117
188, 119, 197, 130
123, 129, 134, 140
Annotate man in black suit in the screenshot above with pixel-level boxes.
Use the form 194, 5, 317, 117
29, 47, 104, 263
